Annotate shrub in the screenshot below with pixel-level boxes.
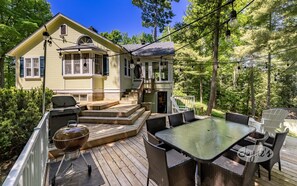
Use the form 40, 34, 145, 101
0, 87, 53, 161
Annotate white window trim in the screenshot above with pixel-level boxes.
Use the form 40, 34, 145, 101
24, 57, 40, 78
124, 58, 131, 77
60, 24, 68, 36
151, 61, 170, 82
94, 54, 103, 75
63, 53, 102, 77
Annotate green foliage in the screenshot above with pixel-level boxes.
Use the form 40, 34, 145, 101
100, 30, 154, 44
0, 87, 53, 161
0, 0, 52, 87
275, 73, 297, 107
132, 0, 179, 39
100, 30, 123, 44
172, 0, 297, 117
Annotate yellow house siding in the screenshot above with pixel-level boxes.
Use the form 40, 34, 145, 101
120, 54, 132, 91
102, 54, 120, 89
13, 15, 123, 100
93, 76, 104, 90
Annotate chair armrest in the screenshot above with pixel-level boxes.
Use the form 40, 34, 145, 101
157, 143, 173, 151
147, 132, 160, 145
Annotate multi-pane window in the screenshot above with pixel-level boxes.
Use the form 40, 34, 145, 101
24, 58, 39, 77
64, 54, 72, 74
73, 54, 80, 74
153, 62, 160, 80
124, 58, 131, 77
82, 53, 89, 74
63, 53, 107, 76
60, 24, 67, 35
94, 54, 103, 74
161, 62, 168, 81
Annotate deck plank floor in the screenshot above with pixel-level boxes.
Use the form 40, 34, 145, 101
82, 125, 297, 186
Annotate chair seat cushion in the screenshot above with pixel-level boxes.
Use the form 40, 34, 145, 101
166, 149, 191, 168
212, 156, 245, 176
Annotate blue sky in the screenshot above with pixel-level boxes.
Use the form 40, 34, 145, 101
47, 0, 189, 37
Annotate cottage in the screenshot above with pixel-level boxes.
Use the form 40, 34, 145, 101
6, 13, 174, 113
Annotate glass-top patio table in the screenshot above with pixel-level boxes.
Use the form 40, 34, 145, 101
155, 117, 255, 162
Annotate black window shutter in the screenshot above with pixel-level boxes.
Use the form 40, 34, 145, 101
20, 57, 24, 77
40, 56, 44, 77
103, 55, 109, 76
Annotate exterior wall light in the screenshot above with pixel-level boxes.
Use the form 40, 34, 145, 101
130, 58, 135, 69
43, 31, 49, 40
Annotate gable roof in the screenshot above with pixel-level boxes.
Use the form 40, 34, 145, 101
123, 42, 175, 57
6, 13, 124, 56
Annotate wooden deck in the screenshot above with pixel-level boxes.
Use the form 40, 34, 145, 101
51, 125, 297, 186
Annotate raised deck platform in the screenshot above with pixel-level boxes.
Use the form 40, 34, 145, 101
49, 102, 151, 158
48, 121, 297, 186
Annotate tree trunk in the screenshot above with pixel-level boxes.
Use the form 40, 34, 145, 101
246, 85, 250, 115
250, 67, 256, 117
206, 0, 222, 115
267, 52, 271, 108
233, 66, 237, 87
0, 56, 5, 88
153, 26, 157, 41
267, 13, 272, 109
200, 78, 203, 103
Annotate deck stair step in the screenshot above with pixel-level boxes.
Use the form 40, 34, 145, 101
87, 100, 119, 110
49, 111, 151, 158
78, 107, 145, 125
80, 104, 140, 117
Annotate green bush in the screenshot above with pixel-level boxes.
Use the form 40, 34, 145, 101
0, 87, 53, 161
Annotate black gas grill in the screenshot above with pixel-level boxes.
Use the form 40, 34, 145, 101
49, 95, 81, 141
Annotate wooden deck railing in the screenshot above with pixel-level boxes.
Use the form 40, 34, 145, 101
3, 112, 49, 186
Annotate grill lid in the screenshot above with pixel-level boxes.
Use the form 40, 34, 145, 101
53, 124, 89, 141
52, 95, 77, 108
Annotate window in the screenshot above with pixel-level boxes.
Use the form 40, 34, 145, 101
78, 36, 93, 45
94, 54, 103, 74
152, 61, 169, 81
82, 53, 89, 74
124, 59, 127, 76
24, 58, 39, 77
60, 24, 67, 35
153, 62, 159, 80
64, 54, 72, 74
124, 58, 131, 77
161, 62, 168, 81
63, 53, 108, 76
145, 62, 149, 79
73, 54, 80, 74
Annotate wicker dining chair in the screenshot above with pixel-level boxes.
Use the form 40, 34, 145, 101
258, 128, 289, 180
146, 116, 168, 145
168, 113, 185, 127
143, 136, 196, 186
225, 112, 250, 125
183, 110, 200, 123
201, 133, 268, 186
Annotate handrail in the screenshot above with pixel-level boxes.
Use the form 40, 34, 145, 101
171, 96, 196, 113
3, 112, 49, 186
